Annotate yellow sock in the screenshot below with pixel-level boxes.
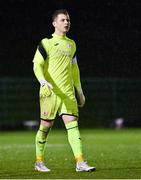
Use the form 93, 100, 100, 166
35, 125, 50, 162
65, 121, 84, 161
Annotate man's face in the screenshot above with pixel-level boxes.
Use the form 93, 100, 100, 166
53, 13, 70, 34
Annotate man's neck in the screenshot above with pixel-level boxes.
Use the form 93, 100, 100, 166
54, 30, 66, 36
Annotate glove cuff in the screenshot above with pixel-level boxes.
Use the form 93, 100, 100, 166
39, 79, 48, 87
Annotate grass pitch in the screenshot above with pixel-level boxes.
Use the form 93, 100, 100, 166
0, 128, 141, 179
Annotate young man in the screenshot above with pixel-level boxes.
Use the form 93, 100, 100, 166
33, 9, 96, 172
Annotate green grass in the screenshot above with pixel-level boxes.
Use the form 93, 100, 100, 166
0, 128, 141, 179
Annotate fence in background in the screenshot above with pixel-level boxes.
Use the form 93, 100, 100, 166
0, 77, 141, 129
0, 77, 39, 130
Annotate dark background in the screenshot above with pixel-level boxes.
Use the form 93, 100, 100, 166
0, 0, 141, 129
0, 0, 141, 78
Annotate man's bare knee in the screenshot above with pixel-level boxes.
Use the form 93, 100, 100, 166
41, 119, 54, 127
62, 115, 78, 124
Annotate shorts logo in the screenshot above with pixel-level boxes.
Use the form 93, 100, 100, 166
43, 112, 48, 116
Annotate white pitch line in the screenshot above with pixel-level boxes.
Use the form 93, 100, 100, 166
0, 144, 67, 150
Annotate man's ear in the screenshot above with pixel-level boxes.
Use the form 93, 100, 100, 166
52, 21, 56, 27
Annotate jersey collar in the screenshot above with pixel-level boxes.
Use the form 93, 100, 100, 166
52, 33, 66, 39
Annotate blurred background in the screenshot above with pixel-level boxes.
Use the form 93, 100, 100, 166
0, 0, 141, 130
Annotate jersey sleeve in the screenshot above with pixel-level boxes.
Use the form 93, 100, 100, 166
33, 38, 49, 82
72, 56, 82, 92
71, 40, 82, 90
33, 38, 49, 64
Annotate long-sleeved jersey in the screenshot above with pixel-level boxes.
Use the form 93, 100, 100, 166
33, 33, 82, 100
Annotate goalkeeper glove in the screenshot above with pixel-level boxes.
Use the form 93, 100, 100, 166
75, 89, 85, 107
39, 80, 53, 98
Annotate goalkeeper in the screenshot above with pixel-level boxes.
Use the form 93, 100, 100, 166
33, 9, 96, 172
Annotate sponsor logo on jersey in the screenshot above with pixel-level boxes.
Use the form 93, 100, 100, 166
54, 43, 59, 46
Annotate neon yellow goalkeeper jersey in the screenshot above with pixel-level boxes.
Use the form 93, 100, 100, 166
33, 33, 77, 99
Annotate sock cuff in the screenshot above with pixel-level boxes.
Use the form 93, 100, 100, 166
65, 120, 78, 130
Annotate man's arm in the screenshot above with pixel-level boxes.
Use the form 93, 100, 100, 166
33, 42, 53, 97
33, 49, 46, 82
72, 56, 85, 107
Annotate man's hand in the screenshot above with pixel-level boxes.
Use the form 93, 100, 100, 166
39, 81, 53, 98
77, 93, 85, 107
75, 89, 85, 107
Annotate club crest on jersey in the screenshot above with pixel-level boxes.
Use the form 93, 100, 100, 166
67, 44, 72, 49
